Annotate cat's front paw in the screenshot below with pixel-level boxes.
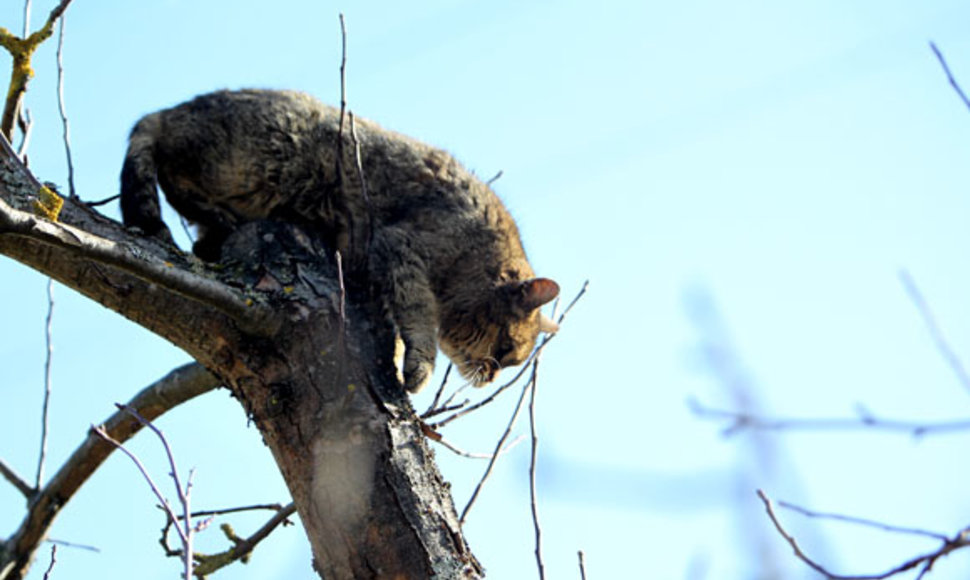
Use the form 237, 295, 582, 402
404, 358, 434, 393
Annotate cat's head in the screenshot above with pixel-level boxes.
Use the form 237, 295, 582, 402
438, 278, 560, 386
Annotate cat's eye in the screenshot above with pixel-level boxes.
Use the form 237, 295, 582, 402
493, 343, 513, 364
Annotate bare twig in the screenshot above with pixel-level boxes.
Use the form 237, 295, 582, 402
348, 113, 370, 204
421, 421, 525, 459
775, 497, 949, 542
757, 489, 970, 580
45, 538, 99, 553
422, 397, 470, 421
578, 550, 587, 580
334, 13, 348, 185
930, 42, 970, 113
23, 0, 32, 37
486, 170, 503, 186
55, 13, 75, 199
689, 398, 970, 438
899, 270, 970, 393
16, 108, 31, 158
91, 425, 186, 541
459, 373, 534, 524
527, 358, 545, 580
41, 545, 55, 580
0, 457, 34, 497
422, 362, 453, 417
192, 502, 297, 577
35, 278, 55, 488
92, 404, 197, 580
83, 193, 119, 208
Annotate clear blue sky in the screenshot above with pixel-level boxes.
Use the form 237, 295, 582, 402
3, 1, 970, 578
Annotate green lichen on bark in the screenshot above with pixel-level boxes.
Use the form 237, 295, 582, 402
0, 0, 73, 141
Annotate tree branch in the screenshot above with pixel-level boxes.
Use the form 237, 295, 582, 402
1, 363, 220, 580
757, 489, 970, 580
0, 136, 280, 338
191, 503, 298, 577
0, 459, 33, 498
689, 398, 970, 437
0, 0, 74, 141
930, 42, 970, 113
899, 269, 970, 394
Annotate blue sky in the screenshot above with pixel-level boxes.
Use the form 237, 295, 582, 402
3, 1, 970, 578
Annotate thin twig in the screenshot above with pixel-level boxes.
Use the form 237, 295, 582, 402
689, 397, 970, 438
41, 545, 55, 580
91, 426, 187, 544
192, 503, 298, 577
46, 538, 99, 553
83, 193, 119, 208
930, 42, 970, 112
485, 170, 503, 186
422, 422, 526, 459
35, 278, 55, 488
757, 489, 970, 580
578, 550, 587, 580
0, 457, 35, 497
440, 381, 472, 408
422, 362, 453, 417
899, 269, 970, 393
335, 13, 347, 186
349, 111, 376, 254
460, 371, 535, 524
17, 108, 32, 158
421, 398, 470, 421
119, 404, 195, 579
55, 13, 75, 198
93, 404, 198, 579
527, 357, 545, 580
174, 503, 287, 520
776, 498, 949, 541
23, 0, 32, 37
348, 113, 370, 204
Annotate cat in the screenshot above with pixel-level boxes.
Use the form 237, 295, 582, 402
120, 89, 560, 392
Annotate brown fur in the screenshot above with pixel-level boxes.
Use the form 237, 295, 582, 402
120, 89, 559, 392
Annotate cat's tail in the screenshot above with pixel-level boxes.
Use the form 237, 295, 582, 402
120, 112, 172, 242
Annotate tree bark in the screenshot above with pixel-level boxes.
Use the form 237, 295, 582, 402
0, 140, 480, 578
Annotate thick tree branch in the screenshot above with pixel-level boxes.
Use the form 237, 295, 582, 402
0, 135, 280, 343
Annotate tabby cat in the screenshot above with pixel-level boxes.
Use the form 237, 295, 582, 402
120, 89, 559, 392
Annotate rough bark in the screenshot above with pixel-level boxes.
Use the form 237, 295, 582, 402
0, 140, 480, 578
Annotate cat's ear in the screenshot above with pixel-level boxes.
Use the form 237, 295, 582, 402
517, 278, 560, 311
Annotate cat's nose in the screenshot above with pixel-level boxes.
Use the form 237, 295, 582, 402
473, 361, 499, 386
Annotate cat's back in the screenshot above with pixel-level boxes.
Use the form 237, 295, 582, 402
152, 89, 333, 150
